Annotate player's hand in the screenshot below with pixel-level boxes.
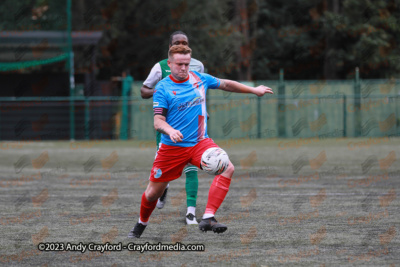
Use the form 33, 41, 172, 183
253, 85, 273, 97
169, 129, 183, 143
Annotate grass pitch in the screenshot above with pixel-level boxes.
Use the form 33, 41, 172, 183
0, 137, 399, 266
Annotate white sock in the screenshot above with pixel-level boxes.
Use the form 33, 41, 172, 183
202, 213, 214, 219
187, 206, 196, 215
138, 218, 148, 225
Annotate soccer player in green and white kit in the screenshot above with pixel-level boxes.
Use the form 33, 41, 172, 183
140, 31, 204, 225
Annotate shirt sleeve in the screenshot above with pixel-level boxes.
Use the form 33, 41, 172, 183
202, 73, 220, 89
190, 58, 205, 73
143, 63, 162, 88
153, 83, 168, 110
199, 61, 204, 73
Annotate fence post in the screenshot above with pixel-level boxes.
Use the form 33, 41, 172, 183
397, 95, 399, 137
278, 68, 285, 137
354, 67, 361, 137
120, 97, 128, 140
120, 75, 133, 140
257, 87, 261, 138
343, 95, 347, 137
67, 0, 75, 141
85, 99, 90, 140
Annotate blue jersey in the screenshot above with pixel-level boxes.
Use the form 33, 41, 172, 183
153, 71, 221, 147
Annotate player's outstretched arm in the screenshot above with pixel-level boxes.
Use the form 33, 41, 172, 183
217, 79, 273, 97
140, 85, 154, 99
154, 115, 183, 143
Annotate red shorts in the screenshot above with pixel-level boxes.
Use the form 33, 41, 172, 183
149, 138, 219, 182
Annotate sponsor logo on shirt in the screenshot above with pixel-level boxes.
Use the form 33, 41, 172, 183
177, 96, 205, 111
153, 102, 159, 107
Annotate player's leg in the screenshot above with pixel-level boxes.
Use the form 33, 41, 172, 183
128, 181, 169, 238
156, 131, 169, 209
157, 183, 169, 209
190, 138, 234, 233
198, 161, 234, 233
128, 143, 189, 238
184, 164, 198, 224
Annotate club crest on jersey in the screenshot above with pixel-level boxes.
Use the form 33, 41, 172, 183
173, 91, 176, 96
154, 168, 162, 178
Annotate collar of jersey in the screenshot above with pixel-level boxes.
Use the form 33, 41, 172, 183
169, 74, 189, 83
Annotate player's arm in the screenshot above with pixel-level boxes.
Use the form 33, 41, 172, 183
141, 63, 162, 99
140, 85, 154, 99
154, 113, 183, 143
218, 79, 273, 97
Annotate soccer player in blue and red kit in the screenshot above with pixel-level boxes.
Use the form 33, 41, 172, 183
141, 31, 204, 225
128, 45, 273, 238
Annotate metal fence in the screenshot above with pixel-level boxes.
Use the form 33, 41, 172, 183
0, 79, 399, 141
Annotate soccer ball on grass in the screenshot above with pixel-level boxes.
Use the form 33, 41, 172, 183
200, 147, 230, 175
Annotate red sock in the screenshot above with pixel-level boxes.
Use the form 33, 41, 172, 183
204, 175, 231, 215
139, 192, 157, 223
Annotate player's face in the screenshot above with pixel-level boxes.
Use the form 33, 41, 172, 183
168, 53, 191, 81
170, 34, 189, 47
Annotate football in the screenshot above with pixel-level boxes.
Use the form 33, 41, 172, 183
201, 147, 230, 175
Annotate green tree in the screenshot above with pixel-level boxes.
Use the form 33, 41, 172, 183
252, 0, 324, 79
2, 0, 399, 80
321, 0, 400, 78
90, 0, 239, 80
252, 0, 400, 79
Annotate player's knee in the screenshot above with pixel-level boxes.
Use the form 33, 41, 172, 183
222, 162, 234, 177
144, 188, 160, 202
228, 162, 235, 174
